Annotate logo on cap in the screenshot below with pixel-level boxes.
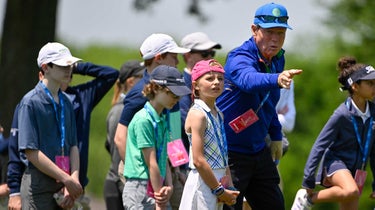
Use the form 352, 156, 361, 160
366, 66, 375, 74
272, 8, 281, 17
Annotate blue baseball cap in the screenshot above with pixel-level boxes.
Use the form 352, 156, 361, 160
254, 2, 292, 30
347, 65, 375, 86
150, 65, 191, 96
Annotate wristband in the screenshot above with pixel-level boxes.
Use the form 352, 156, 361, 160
211, 184, 225, 196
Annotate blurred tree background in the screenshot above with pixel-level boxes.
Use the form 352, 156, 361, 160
2, 0, 375, 209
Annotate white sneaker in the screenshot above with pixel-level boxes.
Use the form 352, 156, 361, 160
291, 189, 313, 210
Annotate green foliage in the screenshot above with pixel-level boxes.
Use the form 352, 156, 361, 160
317, 0, 375, 63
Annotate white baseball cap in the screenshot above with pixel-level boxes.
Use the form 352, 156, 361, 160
37, 42, 82, 67
180, 32, 222, 51
140, 33, 190, 60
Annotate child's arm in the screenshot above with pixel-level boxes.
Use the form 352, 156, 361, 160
142, 147, 170, 209
164, 161, 173, 189
189, 110, 220, 188
24, 149, 82, 199
157, 161, 173, 197
69, 146, 80, 184
188, 110, 239, 204
142, 147, 164, 193
155, 162, 173, 209
58, 145, 81, 208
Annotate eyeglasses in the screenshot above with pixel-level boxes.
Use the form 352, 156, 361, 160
255, 15, 288, 24
191, 50, 216, 58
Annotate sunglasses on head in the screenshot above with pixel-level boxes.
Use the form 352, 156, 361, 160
191, 50, 216, 58
255, 15, 288, 24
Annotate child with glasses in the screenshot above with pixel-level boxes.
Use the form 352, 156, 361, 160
122, 65, 190, 210
292, 56, 375, 210
179, 59, 239, 210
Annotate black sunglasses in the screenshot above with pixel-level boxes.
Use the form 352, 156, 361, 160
255, 15, 288, 24
191, 50, 216, 58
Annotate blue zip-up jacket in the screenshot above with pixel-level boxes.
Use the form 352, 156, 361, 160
216, 37, 284, 155
7, 62, 118, 194
302, 98, 375, 191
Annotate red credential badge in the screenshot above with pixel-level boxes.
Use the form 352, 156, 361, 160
228, 109, 259, 133
354, 169, 367, 194
55, 156, 70, 174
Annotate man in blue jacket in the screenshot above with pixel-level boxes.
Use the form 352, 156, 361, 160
216, 3, 302, 210
7, 59, 119, 209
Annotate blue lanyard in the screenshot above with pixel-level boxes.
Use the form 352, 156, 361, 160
144, 105, 168, 161
41, 82, 66, 156
255, 92, 270, 113
345, 99, 373, 169
206, 110, 228, 166
254, 57, 274, 113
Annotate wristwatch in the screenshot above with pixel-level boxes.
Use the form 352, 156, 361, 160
211, 184, 225, 196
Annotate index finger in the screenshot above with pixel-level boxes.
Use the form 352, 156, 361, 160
289, 69, 303, 75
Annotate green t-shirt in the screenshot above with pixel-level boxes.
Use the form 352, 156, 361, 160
124, 102, 169, 179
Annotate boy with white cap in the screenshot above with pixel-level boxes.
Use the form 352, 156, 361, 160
9, 43, 119, 210
115, 33, 189, 164
18, 42, 83, 209
114, 33, 189, 209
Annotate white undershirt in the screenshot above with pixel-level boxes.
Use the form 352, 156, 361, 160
351, 99, 370, 123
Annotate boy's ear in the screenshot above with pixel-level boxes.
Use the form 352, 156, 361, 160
154, 54, 163, 64
351, 83, 359, 92
41, 64, 48, 72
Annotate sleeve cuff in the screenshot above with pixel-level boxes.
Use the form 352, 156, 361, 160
9, 192, 20, 197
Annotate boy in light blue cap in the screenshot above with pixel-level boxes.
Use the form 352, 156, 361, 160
216, 2, 302, 210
